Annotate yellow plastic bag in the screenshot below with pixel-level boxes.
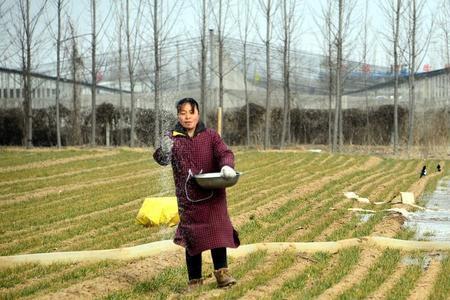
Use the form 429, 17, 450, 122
136, 197, 179, 227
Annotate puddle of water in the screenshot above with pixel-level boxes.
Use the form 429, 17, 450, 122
401, 253, 447, 269
359, 213, 373, 223
404, 176, 450, 241
401, 256, 432, 270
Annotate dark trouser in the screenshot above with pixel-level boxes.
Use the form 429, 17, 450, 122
186, 247, 227, 280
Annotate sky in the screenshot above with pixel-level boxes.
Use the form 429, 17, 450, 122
0, 0, 445, 75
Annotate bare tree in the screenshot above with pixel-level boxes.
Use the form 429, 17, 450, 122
152, 0, 161, 147
125, 0, 143, 147
392, 0, 403, 154
323, 0, 358, 152
86, 2, 112, 145
149, 0, 182, 146
235, 0, 253, 147
406, 0, 417, 153
200, 0, 207, 122
258, 0, 277, 150
361, 0, 370, 146
314, 0, 356, 152
314, 0, 335, 150
54, 0, 67, 148
69, 21, 82, 145
440, 0, 450, 69
438, 0, 450, 125
331, 0, 344, 152
105, 0, 127, 145
211, 0, 239, 136
114, 1, 125, 146
12, 0, 48, 148
126, 0, 136, 147
279, 0, 299, 149
211, 0, 227, 131
22, 0, 33, 148
405, 0, 431, 151
90, 0, 97, 146
0, 2, 14, 62
0, 3, 4, 39
381, 0, 403, 154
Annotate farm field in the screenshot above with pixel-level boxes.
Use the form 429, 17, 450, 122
0, 147, 449, 299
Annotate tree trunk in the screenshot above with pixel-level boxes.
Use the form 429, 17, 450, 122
286, 42, 292, 145
118, 18, 124, 146
126, 0, 136, 147
200, 0, 207, 122
280, 0, 288, 149
153, 0, 161, 148
55, 0, 62, 148
333, 0, 343, 153
407, 0, 416, 151
328, 53, 333, 150
238, 1, 251, 148
363, 0, 370, 146
25, 0, 32, 148
324, 0, 333, 150
70, 23, 82, 145
244, 43, 250, 147
393, 0, 401, 154
218, 0, 224, 132
91, 0, 97, 146
264, 0, 272, 150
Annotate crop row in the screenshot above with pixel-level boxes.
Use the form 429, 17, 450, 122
0, 149, 448, 299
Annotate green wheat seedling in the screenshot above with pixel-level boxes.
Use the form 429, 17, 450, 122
211, 251, 298, 300
428, 251, 450, 300
104, 250, 269, 300
1, 261, 122, 299
270, 252, 331, 299
356, 159, 416, 199
296, 247, 361, 299
337, 249, 401, 299
0, 150, 128, 184
0, 154, 152, 195
241, 159, 385, 244
1, 149, 448, 299
385, 252, 425, 300
228, 153, 327, 214
0, 148, 97, 168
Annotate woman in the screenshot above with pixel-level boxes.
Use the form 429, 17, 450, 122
153, 97, 240, 289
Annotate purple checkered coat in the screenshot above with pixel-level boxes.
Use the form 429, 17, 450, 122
153, 121, 240, 256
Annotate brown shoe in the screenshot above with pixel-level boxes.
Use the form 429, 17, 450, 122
187, 278, 203, 291
213, 268, 236, 288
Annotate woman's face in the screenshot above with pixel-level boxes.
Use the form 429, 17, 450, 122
177, 103, 199, 131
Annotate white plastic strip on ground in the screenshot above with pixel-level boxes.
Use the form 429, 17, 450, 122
2, 237, 450, 267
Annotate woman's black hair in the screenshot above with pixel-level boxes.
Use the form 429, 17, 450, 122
176, 97, 200, 113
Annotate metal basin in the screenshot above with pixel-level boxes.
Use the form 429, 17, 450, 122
194, 172, 241, 189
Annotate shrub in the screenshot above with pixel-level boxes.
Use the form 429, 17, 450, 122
0, 108, 24, 145
32, 105, 71, 146
220, 103, 411, 147
135, 108, 176, 146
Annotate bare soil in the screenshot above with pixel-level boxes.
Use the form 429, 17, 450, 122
232, 156, 382, 228
242, 254, 312, 299
366, 263, 408, 299
1, 168, 159, 205
34, 250, 185, 300
0, 151, 118, 173
2, 149, 447, 299
406, 257, 442, 300
316, 247, 382, 300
